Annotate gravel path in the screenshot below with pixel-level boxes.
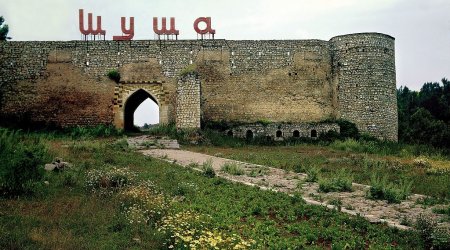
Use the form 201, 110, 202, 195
140, 148, 449, 231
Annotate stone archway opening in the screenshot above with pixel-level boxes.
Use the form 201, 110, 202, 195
276, 130, 283, 138
124, 89, 159, 131
246, 130, 254, 140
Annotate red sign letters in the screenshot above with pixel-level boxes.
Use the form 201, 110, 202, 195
153, 17, 179, 37
78, 9, 215, 40
113, 17, 135, 41
79, 9, 106, 36
193, 17, 215, 38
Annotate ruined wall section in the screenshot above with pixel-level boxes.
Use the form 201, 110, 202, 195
330, 33, 397, 141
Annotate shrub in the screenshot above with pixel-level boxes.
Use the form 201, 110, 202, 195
257, 119, 272, 127
221, 162, 245, 175
336, 119, 359, 139
107, 69, 120, 82
431, 226, 450, 249
318, 130, 340, 142
318, 169, 353, 192
0, 129, 48, 196
305, 167, 320, 182
415, 213, 450, 249
415, 214, 437, 248
367, 174, 412, 203
329, 198, 343, 211
201, 159, 216, 178
60, 170, 79, 188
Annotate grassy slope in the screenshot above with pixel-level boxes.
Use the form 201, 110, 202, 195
0, 136, 425, 249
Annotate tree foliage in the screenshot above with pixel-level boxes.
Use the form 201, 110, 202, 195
0, 16, 11, 41
397, 78, 450, 148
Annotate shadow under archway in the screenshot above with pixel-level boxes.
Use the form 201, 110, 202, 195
124, 89, 159, 131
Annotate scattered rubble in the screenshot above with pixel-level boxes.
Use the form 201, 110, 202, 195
44, 158, 71, 171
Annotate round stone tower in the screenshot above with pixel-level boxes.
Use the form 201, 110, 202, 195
330, 33, 397, 141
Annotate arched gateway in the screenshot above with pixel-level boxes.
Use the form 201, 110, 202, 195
113, 81, 171, 130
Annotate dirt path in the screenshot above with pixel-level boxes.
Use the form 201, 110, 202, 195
141, 149, 449, 231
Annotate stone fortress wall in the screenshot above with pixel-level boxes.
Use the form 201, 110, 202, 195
0, 33, 397, 141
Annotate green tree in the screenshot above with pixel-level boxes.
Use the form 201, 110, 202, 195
397, 78, 450, 148
0, 16, 11, 41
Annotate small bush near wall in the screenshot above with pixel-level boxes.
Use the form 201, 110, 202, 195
179, 64, 198, 78
107, 69, 120, 83
337, 119, 359, 139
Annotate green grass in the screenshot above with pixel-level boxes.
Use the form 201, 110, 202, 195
201, 159, 216, 178
433, 206, 450, 221
305, 167, 320, 182
221, 162, 245, 175
367, 174, 413, 203
0, 130, 431, 249
318, 169, 353, 193
187, 145, 450, 199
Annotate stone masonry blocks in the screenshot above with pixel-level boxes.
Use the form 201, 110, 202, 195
0, 33, 397, 140
176, 74, 201, 129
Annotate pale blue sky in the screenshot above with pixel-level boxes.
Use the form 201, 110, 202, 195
2, 0, 449, 125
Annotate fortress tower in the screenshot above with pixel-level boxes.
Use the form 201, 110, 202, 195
330, 33, 398, 141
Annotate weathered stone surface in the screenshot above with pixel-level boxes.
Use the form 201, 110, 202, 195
126, 135, 180, 149
0, 33, 397, 140
229, 123, 340, 139
44, 158, 71, 171
44, 164, 56, 171
176, 74, 201, 129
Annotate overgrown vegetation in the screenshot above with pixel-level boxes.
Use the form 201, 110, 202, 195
318, 169, 353, 193
415, 214, 450, 249
179, 64, 198, 77
188, 145, 450, 199
221, 162, 245, 175
201, 159, 216, 178
367, 174, 413, 203
433, 206, 450, 220
0, 128, 49, 196
0, 129, 434, 249
305, 167, 320, 182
